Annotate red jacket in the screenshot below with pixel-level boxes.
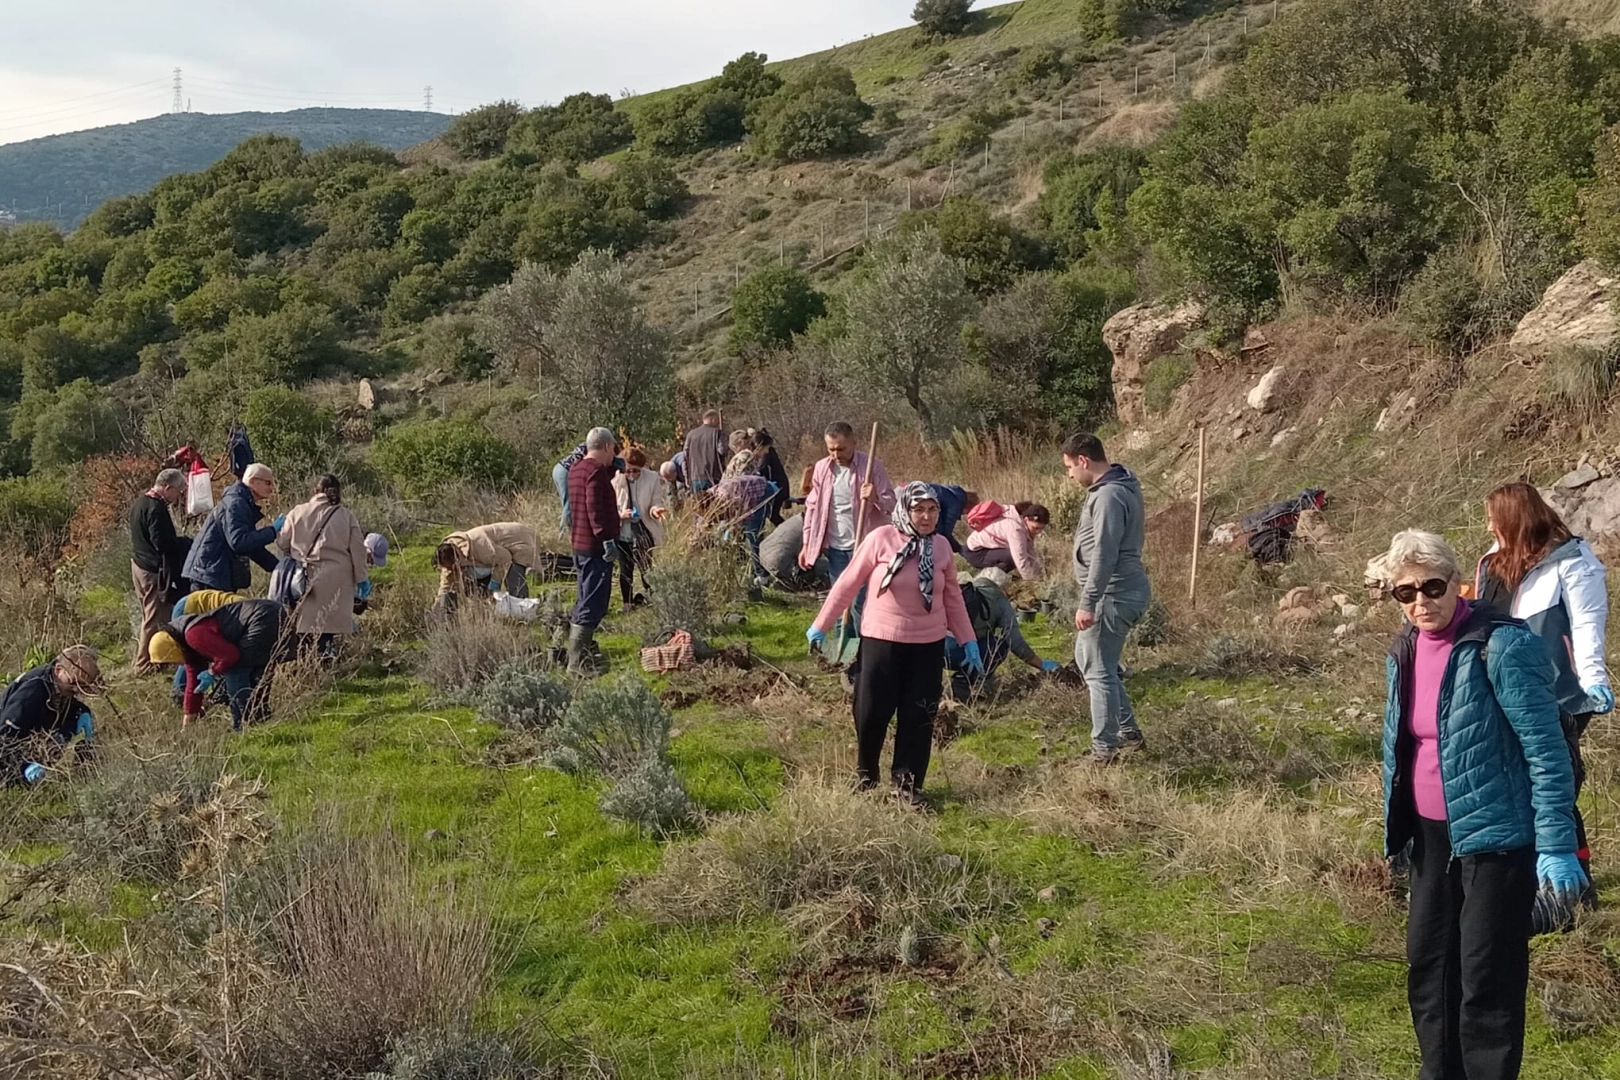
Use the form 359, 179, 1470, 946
569, 456, 619, 556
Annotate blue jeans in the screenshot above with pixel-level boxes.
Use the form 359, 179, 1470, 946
223, 667, 259, 732
1075, 596, 1148, 753
825, 547, 863, 638
571, 551, 613, 630
552, 463, 571, 536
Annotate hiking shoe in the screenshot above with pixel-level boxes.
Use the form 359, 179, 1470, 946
1089, 749, 1121, 767
1119, 732, 1146, 754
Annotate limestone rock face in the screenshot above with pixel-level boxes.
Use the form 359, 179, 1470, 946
1511, 260, 1619, 358
1545, 477, 1620, 540
1102, 299, 1204, 423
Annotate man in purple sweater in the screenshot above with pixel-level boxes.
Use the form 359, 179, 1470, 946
566, 427, 622, 676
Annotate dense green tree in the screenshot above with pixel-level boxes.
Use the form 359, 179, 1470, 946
717, 52, 783, 103
444, 101, 527, 160
634, 88, 746, 155
749, 64, 873, 163
242, 384, 336, 480
920, 197, 1048, 293
13, 379, 125, 470
1038, 146, 1147, 263
730, 265, 826, 351
1581, 128, 1620, 266
373, 418, 517, 497
507, 93, 634, 164
913, 0, 975, 37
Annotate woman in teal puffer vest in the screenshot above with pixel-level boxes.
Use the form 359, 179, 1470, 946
1380, 529, 1583, 1080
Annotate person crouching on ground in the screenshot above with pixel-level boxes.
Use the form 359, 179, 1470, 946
806, 482, 980, 806
433, 522, 541, 617
151, 598, 286, 731
1380, 529, 1585, 1080
0, 645, 101, 786
1476, 481, 1609, 928
964, 501, 1049, 579
567, 427, 623, 675
946, 568, 1061, 702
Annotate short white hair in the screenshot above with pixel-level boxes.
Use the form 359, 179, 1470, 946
155, 468, 185, 490
585, 427, 616, 451
242, 462, 275, 484
659, 461, 678, 479
1383, 530, 1461, 582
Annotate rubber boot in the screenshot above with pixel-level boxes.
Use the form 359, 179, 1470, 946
567, 623, 602, 677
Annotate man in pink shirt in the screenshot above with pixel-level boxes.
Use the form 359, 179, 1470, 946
799, 421, 895, 635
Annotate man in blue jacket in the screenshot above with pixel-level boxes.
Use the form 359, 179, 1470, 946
182, 463, 281, 593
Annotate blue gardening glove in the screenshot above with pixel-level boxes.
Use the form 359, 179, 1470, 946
22, 762, 45, 784
602, 540, 622, 565
488, 578, 501, 593
631, 506, 641, 520
355, 579, 372, 601
1537, 852, 1590, 901
1041, 659, 1061, 674
1583, 685, 1614, 716
273, 514, 286, 531
75, 710, 93, 739
806, 627, 827, 654
196, 671, 216, 695
962, 641, 985, 676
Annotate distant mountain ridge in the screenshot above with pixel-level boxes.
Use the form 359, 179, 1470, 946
0, 108, 453, 229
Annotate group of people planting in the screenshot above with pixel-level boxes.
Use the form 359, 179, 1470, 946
0, 412, 1610, 1079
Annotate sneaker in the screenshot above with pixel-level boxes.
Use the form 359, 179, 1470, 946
1119, 732, 1146, 753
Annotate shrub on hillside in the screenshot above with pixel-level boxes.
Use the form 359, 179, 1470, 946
717, 51, 783, 104
373, 418, 518, 498
0, 475, 74, 560
1543, 344, 1617, 421
11, 378, 126, 471
729, 265, 826, 351
444, 100, 527, 160
242, 384, 336, 481
418, 314, 496, 379
1008, 44, 1068, 88
549, 673, 692, 834
1142, 353, 1193, 414
634, 87, 746, 156
475, 659, 572, 733
923, 196, 1047, 294
919, 103, 1014, 167
506, 92, 634, 164
748, 63, 873, 163
415, 608, 539, 695
1581, 127, 1620, 267
598, 755, 694, 836
913, 0, 975, 37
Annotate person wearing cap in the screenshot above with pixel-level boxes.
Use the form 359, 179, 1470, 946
277, 474, 369, 655
946, 568, 1061, 702
355, 533, 388, 613
164, 589, 248, 704
130, 468, 190, 675
1, 646, 101, 785
150, 598, 286, 731
182, 462, 281, 593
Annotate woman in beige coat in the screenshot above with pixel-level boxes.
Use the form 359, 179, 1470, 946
611, 449, 667, 610
433, 522, 540, 614
277, 474, 369, 651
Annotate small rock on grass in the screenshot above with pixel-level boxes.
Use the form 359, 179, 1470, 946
1037, 884, 1060, 902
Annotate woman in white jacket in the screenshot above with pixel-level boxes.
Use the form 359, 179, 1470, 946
1477, 482, 1610, 920
611, 449, 667, 611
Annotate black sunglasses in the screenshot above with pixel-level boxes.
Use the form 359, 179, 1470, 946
1390, 578, 1450, 604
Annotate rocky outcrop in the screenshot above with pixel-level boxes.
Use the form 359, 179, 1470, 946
1247, 365, 1285, 412
1102, 299, 1204, 424
1543, 465, 1620, 541
1510, 260, 1619, 358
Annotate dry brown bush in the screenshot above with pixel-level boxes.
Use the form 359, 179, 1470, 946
415, 605, 541, 695
633, 778, 994, 947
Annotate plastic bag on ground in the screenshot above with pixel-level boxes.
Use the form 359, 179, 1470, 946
493, 592, 542, 622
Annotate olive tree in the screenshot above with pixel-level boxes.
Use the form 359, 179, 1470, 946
475, 249, 673, 439
914, 0, 975, 37
835, 230, 975, 435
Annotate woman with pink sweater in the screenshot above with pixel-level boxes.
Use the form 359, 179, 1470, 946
964, 502, 1049, 580
807, 483, 982, 805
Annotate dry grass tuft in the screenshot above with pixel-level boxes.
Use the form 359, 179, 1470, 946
414, 605, 542, 695
633, 778, 991, 946
1532, 924, 1620, 1037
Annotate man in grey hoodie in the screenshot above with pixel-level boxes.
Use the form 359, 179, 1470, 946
1063, 432, 1152, 763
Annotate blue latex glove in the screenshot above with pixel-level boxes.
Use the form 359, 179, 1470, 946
355, 579, 373, 601
1583, 685, 1614, 715
1041, 659, 1060, 674
196, 671, 216, 695
273, 514, 286, 531
962, 641, 985, 676
603, 540, 622, 565
488, 578, 501, 593
75, 710, 93, 739
22, 762, 45, 784
806, 627, 827, 653
1537, 852, 1590, 901
631, 506, 641, 520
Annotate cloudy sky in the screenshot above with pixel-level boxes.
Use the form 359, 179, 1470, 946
0, 0, 920, 146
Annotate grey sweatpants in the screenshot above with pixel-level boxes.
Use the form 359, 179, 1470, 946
1074, 596, 1147, 753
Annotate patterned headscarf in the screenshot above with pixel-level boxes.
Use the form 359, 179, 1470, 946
880, 481, 939, 610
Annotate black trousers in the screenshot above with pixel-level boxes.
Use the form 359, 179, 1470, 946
618, 538, 651, 604
852, 638, 943, 790
1565, 712, 1591, 867
1407, 816, 1536, 1080
961, 546, 1017, 573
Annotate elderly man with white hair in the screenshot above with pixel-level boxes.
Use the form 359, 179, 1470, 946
129, 468, 190, 674
1378, 528, 1583, 1080
181, 462, 281, 594
566, 427, 624, 675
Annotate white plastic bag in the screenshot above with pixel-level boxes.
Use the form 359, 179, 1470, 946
186, 469, 214, 516
493, 592, 542, 623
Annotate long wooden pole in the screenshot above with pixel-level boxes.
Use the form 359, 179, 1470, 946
1188, 426, 1206, 603
835, 422, 881, 663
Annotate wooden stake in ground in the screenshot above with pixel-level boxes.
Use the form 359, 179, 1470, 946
834, 422, 881, 663
1188, 426, 1206, 603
